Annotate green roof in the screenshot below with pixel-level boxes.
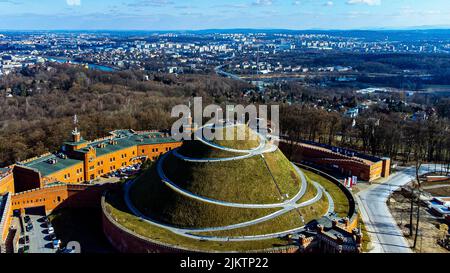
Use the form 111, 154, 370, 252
79, 131, 178, 157
21, 130, 179, 178
23, 154, 83, 177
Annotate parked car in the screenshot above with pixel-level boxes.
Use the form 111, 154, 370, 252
59, 247, 75, 254
23, 235, 30, 244
24, 215, 31, 223
26, 222, 33, 232
52, 239, 61, 249
19, 245, 30, 253
48, 226, 54, 234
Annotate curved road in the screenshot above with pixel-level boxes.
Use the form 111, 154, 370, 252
356, 164, 448, 253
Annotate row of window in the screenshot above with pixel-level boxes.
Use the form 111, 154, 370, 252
56, 145, 177, 182
141, 146, 173, 154
64, 169, 83, 180
12, 196, 62, 206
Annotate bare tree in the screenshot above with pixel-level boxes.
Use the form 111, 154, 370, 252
411, 122, 426, 248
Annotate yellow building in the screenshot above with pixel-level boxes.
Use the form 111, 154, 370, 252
13, 128, 182, 192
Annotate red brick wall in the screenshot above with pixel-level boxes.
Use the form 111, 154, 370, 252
101, 196, 299, 254
11, 185, 70, 213
279, 141, 382, 181
101, 201, 191, 253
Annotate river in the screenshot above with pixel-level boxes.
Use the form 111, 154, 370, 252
47, 57, 116, 72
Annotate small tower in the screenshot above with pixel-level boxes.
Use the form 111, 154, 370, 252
72, 114, 81, 143
183, 100, 194, 134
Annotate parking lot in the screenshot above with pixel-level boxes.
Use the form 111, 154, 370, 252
19, 214, 58, 253
90, 163, 143, 185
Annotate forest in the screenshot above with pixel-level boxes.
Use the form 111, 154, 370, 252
1, 63, 450, 169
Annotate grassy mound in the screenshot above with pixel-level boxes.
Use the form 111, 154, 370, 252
130, 166, 279, 228
210, 124, 260, 150
161, 149, 301, 204
125, 125, 350, 249
105, 190, 293, 252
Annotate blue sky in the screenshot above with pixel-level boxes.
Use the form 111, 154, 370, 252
0, 0, 449, 30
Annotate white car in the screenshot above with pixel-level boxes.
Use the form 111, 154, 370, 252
48, 226, 54, 234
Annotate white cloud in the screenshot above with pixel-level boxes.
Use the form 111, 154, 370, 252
293, 1, 333, 7
253, 0, 273, 6
347, 0, 380, 6
66, 0, 81, 6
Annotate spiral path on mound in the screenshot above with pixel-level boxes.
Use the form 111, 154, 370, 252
124, 122, 336, 242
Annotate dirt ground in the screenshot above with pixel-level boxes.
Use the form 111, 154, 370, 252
426, 187, 450, 197
388, 191, 449, 253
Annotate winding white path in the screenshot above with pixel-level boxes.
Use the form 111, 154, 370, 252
157, 152, 309, 208
123, 122, 337, 242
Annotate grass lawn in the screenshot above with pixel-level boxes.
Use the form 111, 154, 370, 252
123, 125, 352, 250
177, 140, 241, 159
212, 124, 260, 150
128, 164, 338, 239
358, 215, 372, 252
130, 165, 280, 228
162, 150, 301, 204
197, 173, 332, 238
105, 190, 292, 252
302, 169, 350, 217
49, 207, 116, 253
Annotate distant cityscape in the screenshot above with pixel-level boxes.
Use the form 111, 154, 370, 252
1, 30, 449, 77
1, 30, 450, 124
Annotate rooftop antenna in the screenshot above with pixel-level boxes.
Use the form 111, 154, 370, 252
71, 114, 81, 143
73, 114, 79, 133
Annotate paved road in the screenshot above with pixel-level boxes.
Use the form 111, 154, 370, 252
356, 164, 448, 253
214, 65, 246, 82
27, 215, 56, 253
